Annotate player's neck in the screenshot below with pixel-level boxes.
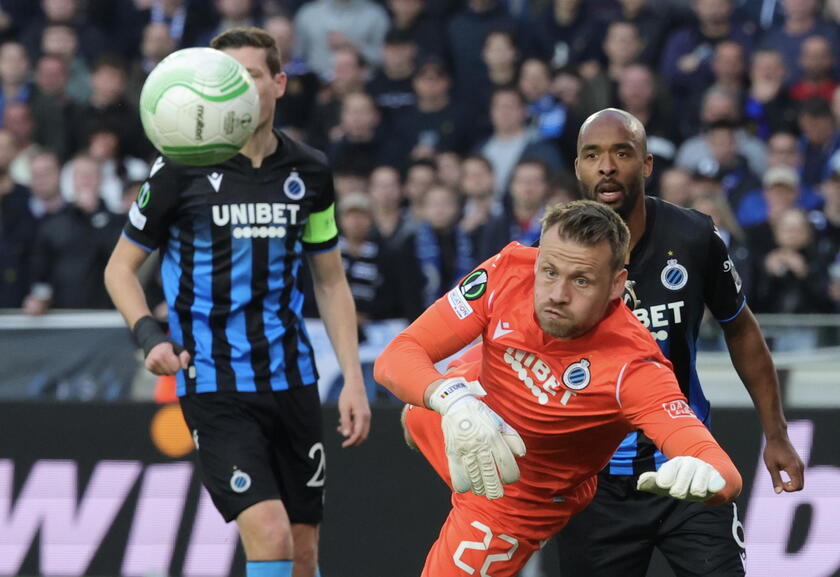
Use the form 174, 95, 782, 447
240, 125, 278, 168
625, 195, 647, 258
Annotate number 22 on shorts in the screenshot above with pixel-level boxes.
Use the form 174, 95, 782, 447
453, 520, 519, 576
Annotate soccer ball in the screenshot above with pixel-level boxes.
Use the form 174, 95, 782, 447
139, 47, 260, 166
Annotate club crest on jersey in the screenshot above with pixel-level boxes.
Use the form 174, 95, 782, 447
230, 469, 252, 493
283, 170, 306, 200
660, 258, 688, 291
562, 359, 591, 390
459, 269, 488, 300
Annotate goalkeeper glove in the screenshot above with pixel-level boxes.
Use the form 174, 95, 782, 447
427, 377, 526, 500
637, 456, 726, 502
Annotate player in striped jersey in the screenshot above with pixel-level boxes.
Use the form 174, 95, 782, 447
105, 27, 370, 577
552, 109, 804, 576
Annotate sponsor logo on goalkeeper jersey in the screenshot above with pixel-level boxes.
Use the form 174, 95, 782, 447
459, 269, 487, 300
503, 347, 579, 406
447, 286, 473, 319
663, 399, 695, 418
211, 202, 301, 239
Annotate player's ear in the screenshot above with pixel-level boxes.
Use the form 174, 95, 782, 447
610, 267, 628, 300
274, 71, 287, 99
643, 152, 653, 179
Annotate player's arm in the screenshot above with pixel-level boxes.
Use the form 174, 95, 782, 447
105, 158, 189, 375
618, 360, 741, 504
704, 225, 804, 493
374, 259, 526, 499
306, 245, 371, 447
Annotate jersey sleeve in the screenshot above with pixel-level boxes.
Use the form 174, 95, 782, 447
122, 157, 182, 252
703, 223, 746, 323
617, 359, 742, 504
302, 166, 338, 253
373, 253, 501, 406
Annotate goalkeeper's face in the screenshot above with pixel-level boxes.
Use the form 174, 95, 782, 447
533, 231, 627, 340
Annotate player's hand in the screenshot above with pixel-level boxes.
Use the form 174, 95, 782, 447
145, 341, 191, 376
427, 378, 526, 500
637, 456, 725, 502
763, 436, 804, 494
337, 376, 371, 447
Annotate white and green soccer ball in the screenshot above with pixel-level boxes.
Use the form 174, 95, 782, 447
139, 47, 260, 166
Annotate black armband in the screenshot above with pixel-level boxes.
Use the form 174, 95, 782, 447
132, 315, 181, 358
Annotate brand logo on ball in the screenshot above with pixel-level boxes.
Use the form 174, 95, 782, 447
283, 171, 306, 200
459, 269, 487, 300
562, 359, 591, 390
137, 183, 151, 208
230, 469, 251, 493
660, 258, 688, 291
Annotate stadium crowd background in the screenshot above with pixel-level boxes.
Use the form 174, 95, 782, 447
1, 0, 840, 353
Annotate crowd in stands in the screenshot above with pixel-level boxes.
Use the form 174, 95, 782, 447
1, 0, 840, 341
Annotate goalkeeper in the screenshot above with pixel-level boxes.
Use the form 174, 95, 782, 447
374, 200, 742, 577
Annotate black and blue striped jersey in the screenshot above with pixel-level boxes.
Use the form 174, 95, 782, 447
609, 196, 746, 475
123, 130, 339, 396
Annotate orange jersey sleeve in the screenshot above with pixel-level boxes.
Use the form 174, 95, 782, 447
617, 359, 742, 504
374, 254, 501, 406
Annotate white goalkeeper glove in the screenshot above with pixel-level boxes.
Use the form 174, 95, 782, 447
427, 377, 526, 500
637, 456, 726, 502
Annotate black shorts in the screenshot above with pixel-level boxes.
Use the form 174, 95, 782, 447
555, 471, 746, 577
179, 386, 325, 524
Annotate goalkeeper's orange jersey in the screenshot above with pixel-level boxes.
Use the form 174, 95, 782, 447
375, 242, 740, 532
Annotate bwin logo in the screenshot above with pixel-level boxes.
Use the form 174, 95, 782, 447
230, 469, 251, 493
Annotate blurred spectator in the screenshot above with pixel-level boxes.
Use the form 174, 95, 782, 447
534, 0, 599, 71
459, 154, 497, 255
737, 165, 803, 228
40, 24, 90, 103
469, 29, 520, 138
387, 57, 465, 169
750, 209, 834, 337
759, 0, 839, 83
331, 161, 369, 200
736, 132, 823, 226
658, 167, 695, 206
606, 0, 673, 67
0, 128, 36, 307
30, 53, 82, 162
798, 97, 840, 186
701, 119, 762, 206
24, 154, 124, 313
403, 157, 436, 220
0, 41, 33, 128
616, 63, 678, 189
128, 0, 213, 51
660, 0, 754, 121
308, 46, 367, 151
551, 65, 584, 112
447, 0, 525, 103
75, 54, 149, 160
579, 20, 643, 118
5, 102, 40, 186
810, 159, 840, 255
546, 169, 579, 207
293, 0, 390, 80
21, 0, 108, 65
710, 39, 747, 95
788, 34, 837, 104
675, 85, 768, 176
478, 158, 550, 259
435, 150, 461, 190
264, 15, 320, 139
27, 150, 64, 219
196, 0, 259, 47
60, 123, 149, 214
518, 57, 580, 169
365, 29, 417, 130
830, 254, 840, 311
368, 164, 408, 242
125, 22, 176, 109
744, 48, 798, 139
386, 0, 446, 60
337, 192, 386, 323
414, 182, 474, 306
0, 5, 20, 45
477, 87, 562, 200
328, 91, 387, 176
